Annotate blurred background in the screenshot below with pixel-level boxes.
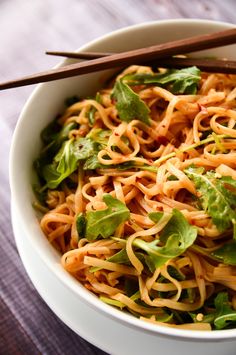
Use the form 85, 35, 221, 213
1, 1, 235, 354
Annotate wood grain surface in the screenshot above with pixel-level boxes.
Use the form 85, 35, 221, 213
0, 1, 235, 354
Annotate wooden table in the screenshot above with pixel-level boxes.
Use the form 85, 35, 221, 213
0, 1, 235, 354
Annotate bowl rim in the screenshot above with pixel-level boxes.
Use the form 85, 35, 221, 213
9, 18, 236, 342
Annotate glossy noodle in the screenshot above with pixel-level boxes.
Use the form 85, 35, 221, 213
34, 65, 236, 331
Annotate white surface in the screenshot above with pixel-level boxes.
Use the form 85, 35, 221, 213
12, 206, 236, 355
9, 19, 236, 353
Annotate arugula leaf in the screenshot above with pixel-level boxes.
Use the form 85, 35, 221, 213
112, 79, 150, 125
42, 163, 63, 189
87, 92, 101, 126
189, 312, 215, 324
190, 292, 236, 329
43, 137, 96, 188
124, 278, 139, 297
107, 249, 131, 264
83, 156, 136, 171
100, 296, 125, 309
124, 66, 201, 94
83, 129, 158, 172
84, 155, 157, 173
148, 211, 164, 223
32, 184, 47, 206
185, 288, 196, 304
87, 128, 111, 146
167, 265, 185, 281
106, 248, 155, 273
167, 175, 178, 181
211, 241, 236, 266
185, 166, 236, 232
221, 176, 236, 194
34, 122, 77, 176
83, 155, 105, 170
90, 248, 153, 274
41, 118, 61, 144
70, 137, 96, 160
134, 209, 197, 268
85, 194, 130, 241
76, 213, 86, 239
214, 292, 236, 330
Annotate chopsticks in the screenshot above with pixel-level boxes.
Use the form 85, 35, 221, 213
0, 28, 236, 90
46, 50, 112, 59
46, 51, 236, 74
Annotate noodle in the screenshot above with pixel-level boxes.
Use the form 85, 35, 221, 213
35, 65, 236, 330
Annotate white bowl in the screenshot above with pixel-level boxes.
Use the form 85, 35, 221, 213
10, 19, 236, 355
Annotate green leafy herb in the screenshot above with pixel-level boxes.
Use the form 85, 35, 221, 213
186, 167, 236, 266
100, 296, 125, 309
83, 156, 156, 172
124, 278, 139, 298
76, 213, 86, 239
83, 155, 105, 170
107, 249, 131, 264
134, 209, 197, 268
155, 312, 174, 323
87, 93, 101, 126
139, 165, 158, 173
87, 128, 111, 146
167, 175, 178, 181
41, 118, 61, 144
90, 248, 152, 273
172, 311, 191, 324
124, 66, 201, 94
65, 95, 79, 107
211, 241, 236, 266
83, 194, 130, 241
190, 292, 236, 329
214, 292, 236, 330
148, 211, 164, 223
32, 184, 48, 206
185, 288, 196, 303
107, 248, 156, 273
83, 155, 131, 170
34, 122, 77, 176
42, 164, 62, 189
112, 79, 150, 125
185, 166, 236, 232
220, 175, 236, 189
71, 137, 97, 160
167, 265, 185, 281
189, 312, 215, 324
43, 137, 96, 188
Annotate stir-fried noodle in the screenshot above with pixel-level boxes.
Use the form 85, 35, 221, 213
35, 65, 236, 330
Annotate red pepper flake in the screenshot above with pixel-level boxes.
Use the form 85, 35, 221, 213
114, 132, 120, 136
190, 219, 197, 226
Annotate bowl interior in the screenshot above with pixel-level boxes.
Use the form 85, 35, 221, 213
10, 19, 236, 341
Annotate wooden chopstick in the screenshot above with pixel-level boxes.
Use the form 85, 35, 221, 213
0, 28, 236, 90
46, 51, 236, 74
46, 50, 111, 59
